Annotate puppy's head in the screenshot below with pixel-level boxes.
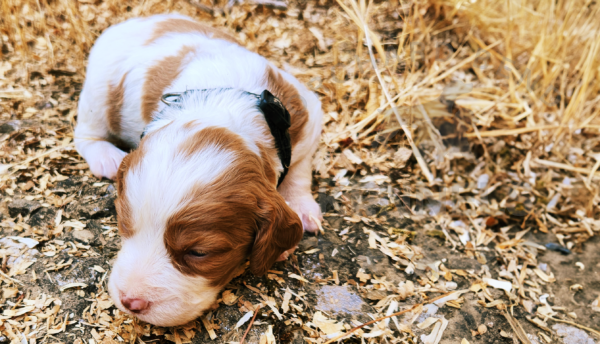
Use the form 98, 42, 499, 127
109, 92, 302, 326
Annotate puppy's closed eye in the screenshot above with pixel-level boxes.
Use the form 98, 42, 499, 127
186, 250, 207, 258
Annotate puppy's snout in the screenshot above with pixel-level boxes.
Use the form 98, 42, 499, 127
121, 296, 150, 313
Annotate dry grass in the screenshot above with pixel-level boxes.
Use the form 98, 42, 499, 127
1, 0, 599, 171
1, 0, 599, 343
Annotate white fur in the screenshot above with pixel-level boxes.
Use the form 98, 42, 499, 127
75, 14, 323, 326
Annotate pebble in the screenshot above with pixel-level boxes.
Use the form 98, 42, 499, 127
315, 285, 365, 314
0, 121, 20, 134
545, 243, 571, 255
553, 324, 596, 344
72, 229, 95, 245
298, 236, 318, 251
8, 199, 41, 217
477, 174, 489, 189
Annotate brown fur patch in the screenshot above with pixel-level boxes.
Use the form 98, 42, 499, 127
178, 126, 246, 159
115, 145, 146, 238
264, 66, 309, 146
145, 18, 239, 46
141, 45, 195, 123
257, 143, 278, 186
106, 73, 127, 135
182, 120, 200, 130
165, 127, 303, 286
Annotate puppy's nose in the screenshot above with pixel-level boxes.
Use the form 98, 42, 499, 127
121, 297, 149, 313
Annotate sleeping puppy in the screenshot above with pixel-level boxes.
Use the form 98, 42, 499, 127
74, 14, 323, 326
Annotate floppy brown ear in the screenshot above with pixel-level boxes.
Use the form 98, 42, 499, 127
115, 153, 131, 194
249, 192, 303, 275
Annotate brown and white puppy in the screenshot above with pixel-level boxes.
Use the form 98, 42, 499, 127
74, 14, 323, 326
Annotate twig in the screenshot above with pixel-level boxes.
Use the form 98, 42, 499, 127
503, 310, 533, 344
0, 270, 25, 285
323, 291, 457, 344
394, 192, 416, 216
186, 0, 218, 15
359, 17, 434, 184
438, 124, 600, 140
586, 155, 600, 185
248, 0, 287, 10
464, 125, 560, 138
225, 0, 288, 10
534, 158, 600, 177
323, 304, 420, 344
416, 101, 445, 157
239, 306, 261, 344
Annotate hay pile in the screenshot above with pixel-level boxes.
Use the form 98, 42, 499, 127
0, 0, 599, 343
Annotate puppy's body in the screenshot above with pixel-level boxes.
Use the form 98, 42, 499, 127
75, 14, 322, 326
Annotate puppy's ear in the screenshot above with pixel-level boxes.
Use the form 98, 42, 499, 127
249, 192, 303, 275
115, 153, 132, 195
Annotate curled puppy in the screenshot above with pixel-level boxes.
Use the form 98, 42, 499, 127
74, 14, 323, 326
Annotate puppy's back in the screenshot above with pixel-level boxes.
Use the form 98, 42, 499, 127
77, 14, 243, 146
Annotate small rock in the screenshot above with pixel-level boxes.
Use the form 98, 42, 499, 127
477, 173, 489, 189
76, 197, 115, 218
72, 230, 95, 245
0, 121, 20, 134
316, 285, 366, 314
394, 147, 412, 168
545, 243, 571, 255
553, 324, 596, 344
106, 184, 116, 194
298, 236, 318, 251
288, 329, 304, 344
8, 199, 41, 217
317, 193, 335, 213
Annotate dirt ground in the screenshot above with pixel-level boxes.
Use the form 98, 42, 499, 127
1, 0, 600, 343
1, 170, 598, 343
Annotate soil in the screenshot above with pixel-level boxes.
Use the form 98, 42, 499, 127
1, 173, 598, 343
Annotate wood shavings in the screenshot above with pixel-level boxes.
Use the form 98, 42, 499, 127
533, 269, 556, 283
288, 273, 309, 283
432, 290, 468, 307
418, 317, 449, 344
235, 311, 254, 330
503, 310, 533, 344
313, 311, 344, 336
201, 315, 217, 340
221, 289, 239, 306
1, 0, 599, 342
483, 277, 513, 293
59, 282, 87, 291
281, 288, 293, 313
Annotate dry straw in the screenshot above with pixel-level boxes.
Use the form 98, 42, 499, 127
1, 0, 600, 342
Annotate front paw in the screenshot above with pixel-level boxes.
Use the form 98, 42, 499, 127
85, 141, 127, 180
276, 246, 296, 261
287, 195, 323, 233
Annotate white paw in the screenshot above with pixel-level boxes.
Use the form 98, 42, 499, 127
84, 141, 127, 180
287, 195, 323, 233
276, 246, 296, 262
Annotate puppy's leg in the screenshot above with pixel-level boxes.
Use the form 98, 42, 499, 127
74, 117, 127, 180
77, 139, 127, 180
278, 155, 322, 233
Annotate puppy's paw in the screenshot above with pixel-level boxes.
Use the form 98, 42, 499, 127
287, 195, 323, 233
276, 246, 296, 262
85, 141, 127, 180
